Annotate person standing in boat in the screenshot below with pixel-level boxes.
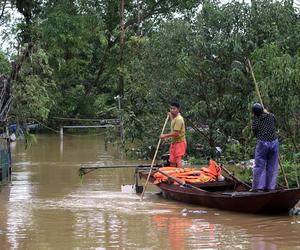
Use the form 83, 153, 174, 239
160, 102, 187, 168
251, 103, 279, 191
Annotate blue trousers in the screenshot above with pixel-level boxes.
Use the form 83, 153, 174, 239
252, 139, 279, 190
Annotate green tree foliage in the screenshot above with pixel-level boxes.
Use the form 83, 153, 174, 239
32, 0, 200, 121
11, 48, 54, 121
40, 1, 111, 119
0, 51, 10, 74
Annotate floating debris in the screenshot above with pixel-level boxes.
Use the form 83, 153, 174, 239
181, 208, 188, 214
289, 207, 300, 216
190, 210, 207, 214
181, 208, 207, 215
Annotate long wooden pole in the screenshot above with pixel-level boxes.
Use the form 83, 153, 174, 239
278, 157, 289, 188
220, 164, 252, 189
140, 115, 169, 200
247, 59, 289, 188
80, 164, 152, 171
247, 59, 264, 108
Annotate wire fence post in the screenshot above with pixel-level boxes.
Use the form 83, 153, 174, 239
60, 127, 63, 140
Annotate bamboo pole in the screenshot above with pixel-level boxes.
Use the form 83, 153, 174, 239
247, 59, 264, 108
278, 157, 289, 189
140, 115, 169, 200
247, 59, 289, 188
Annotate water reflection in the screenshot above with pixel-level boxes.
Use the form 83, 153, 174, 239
152, 214, 215, 249
0, 134, 299, 249
6, 170, 33, 249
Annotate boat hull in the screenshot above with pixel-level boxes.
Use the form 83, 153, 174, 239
139, 172, 300, 214
158, 182, 300, 213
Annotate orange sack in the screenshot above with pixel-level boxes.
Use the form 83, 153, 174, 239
153, 160, 221, 184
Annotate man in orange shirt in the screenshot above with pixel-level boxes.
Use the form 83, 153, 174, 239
160, 102, 187, 167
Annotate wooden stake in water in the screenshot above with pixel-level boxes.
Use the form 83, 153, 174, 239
140, 115, 169, 200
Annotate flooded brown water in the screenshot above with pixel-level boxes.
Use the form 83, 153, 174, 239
0, 134, 299, 249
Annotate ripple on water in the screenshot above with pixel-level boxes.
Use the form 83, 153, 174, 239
29, 190, 174, 216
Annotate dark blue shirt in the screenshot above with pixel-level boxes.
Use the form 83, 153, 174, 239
252, 113, 277, 141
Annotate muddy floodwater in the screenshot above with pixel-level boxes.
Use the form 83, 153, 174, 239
0, 134, 299, 249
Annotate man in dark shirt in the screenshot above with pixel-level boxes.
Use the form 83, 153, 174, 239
251, 103, 279, 191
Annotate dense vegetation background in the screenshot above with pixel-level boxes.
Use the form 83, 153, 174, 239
0, 0, 299, 186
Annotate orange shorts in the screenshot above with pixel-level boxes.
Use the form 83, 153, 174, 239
169, 140, 187, 164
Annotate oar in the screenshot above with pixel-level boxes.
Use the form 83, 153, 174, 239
157, 170, 207, 192
219, 164, 251, 189
247, 59, 290, 189
140, 115, 169, 200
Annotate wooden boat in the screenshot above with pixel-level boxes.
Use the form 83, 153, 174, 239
137, 166, 300, 214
